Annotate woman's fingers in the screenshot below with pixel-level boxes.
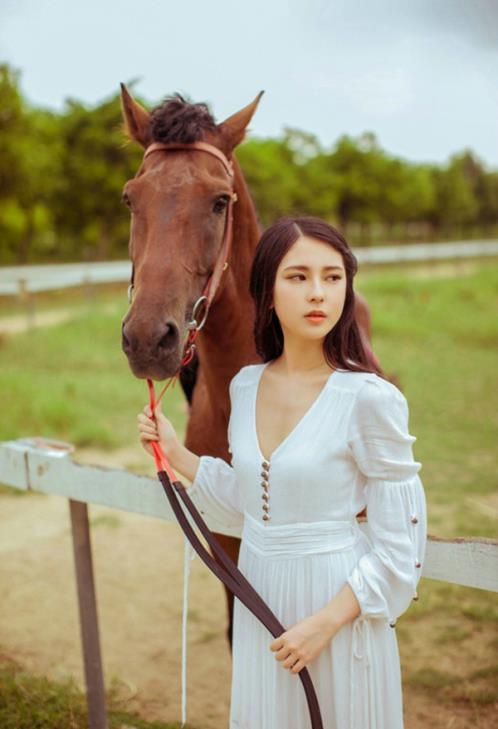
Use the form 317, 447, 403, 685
138, 404, 163, 458
137, 412, 158, 440
138, 411, 163, 429
137, 415, 157, 434
137, 413, 153, 424
137, 403, 178, 459
138, 416, 157, 429
140, 426, 157, 436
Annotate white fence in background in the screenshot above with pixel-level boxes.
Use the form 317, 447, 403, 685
1, 239, 498, 297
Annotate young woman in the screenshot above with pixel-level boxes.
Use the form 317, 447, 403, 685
137, 216, 427, 729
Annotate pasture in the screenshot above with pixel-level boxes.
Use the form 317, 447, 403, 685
0, 257, 497, 728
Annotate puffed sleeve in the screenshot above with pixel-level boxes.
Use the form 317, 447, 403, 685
346, 377, 427, 623
187, 373, 244, 528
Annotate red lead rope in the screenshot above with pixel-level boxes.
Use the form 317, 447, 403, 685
146, 329, 197, 479
146, 379, 176, 478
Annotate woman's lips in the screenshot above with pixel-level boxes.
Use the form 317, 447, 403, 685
305, 314, 327, 323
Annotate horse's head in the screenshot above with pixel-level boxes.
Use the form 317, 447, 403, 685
120, 84, 264, 380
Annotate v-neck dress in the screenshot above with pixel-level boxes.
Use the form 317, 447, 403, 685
187, 363, 427, 729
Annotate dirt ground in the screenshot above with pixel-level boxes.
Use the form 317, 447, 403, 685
0, 443, 496, 728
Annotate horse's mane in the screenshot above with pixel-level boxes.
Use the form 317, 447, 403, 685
150, 92, 217, 143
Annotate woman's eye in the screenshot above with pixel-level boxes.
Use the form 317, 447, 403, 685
288, 274, 342, 281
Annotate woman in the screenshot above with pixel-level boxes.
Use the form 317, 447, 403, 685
137, 216, 427, 728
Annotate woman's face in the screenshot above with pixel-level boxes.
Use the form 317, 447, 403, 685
271, 235, 347, 343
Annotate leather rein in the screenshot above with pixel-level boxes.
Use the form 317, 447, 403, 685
128, 140, 324, 729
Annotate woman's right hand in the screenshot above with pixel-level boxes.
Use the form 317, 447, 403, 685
137, 401, 180, 459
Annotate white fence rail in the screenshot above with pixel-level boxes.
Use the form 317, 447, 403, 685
2, 438, 497, 591
1, 239, 498, 297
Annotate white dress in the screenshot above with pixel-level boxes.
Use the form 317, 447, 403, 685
187, 363, 427, 729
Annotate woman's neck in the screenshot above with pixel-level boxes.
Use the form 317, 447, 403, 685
270, 348, 332, 377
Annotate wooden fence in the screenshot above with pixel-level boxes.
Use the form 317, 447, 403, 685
1, 438, 497, 729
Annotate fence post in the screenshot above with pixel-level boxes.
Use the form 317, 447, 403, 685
83, 271, 95, 305
69, 499, 108, 729
18, 278, 35, 330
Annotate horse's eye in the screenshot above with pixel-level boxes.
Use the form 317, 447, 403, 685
213, 195, 229, 214
122, 192, 132, 208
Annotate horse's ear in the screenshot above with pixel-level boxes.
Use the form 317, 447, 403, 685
120, 83, 152, 148
218, 90, 265, 150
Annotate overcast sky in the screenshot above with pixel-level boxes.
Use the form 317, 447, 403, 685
1, 0, 497, 167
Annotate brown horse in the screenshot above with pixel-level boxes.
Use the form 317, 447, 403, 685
120, 85, 376, 649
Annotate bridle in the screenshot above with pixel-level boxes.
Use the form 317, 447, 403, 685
126, 140, 324, 729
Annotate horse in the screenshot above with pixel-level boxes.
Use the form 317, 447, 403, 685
119, 85, 377, 649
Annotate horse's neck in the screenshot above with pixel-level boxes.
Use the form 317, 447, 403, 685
197, 156, 262, 389
230, 157, 262, 280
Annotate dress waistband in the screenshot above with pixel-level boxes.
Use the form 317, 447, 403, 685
242, 511, 361, 557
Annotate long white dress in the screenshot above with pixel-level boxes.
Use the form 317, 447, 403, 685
187, 363, 427, 729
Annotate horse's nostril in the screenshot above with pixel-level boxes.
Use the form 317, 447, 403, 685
122, 322, 133, 353
158, 322, 179, 351
122, 321, 179, 359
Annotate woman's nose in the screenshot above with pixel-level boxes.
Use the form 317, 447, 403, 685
308, 280, 325, 300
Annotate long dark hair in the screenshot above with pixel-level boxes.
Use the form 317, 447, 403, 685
249, 216, 386, 378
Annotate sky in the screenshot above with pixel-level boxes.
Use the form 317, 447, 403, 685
1, 0, 497, 167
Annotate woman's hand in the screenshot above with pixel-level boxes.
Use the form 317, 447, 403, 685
269, 613, 338, 674
137, 401, 180, 459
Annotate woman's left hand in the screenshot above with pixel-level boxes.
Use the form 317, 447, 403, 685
269, 613, 338, 674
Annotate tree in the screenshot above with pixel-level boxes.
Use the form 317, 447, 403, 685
53, 91, 143, 260
432, 151, 480, 229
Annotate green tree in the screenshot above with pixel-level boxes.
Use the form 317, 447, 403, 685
1, 66, 497, 264
432, 151, 480, 229
53, 91, 143, 260
0, 63, 63, 263
236, 137, 300, 225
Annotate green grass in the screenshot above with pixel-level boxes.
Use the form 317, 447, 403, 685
0, 297, 186, 451
0, 655, 193, 729
405, 663, 498, 707
0, 280, 127, 318
0, 483, 32, 496
355, 260, 498, 540
90, 513, 122, 529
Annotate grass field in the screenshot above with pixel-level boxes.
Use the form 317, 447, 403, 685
0, 655, 182, 729
1, 257, 497, 727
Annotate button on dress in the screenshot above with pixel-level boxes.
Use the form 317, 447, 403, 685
186, 363, 427, 729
